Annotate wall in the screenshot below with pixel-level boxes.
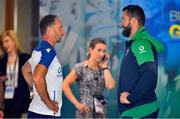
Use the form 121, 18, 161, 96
16, 0, 32, 53
0, 0, 5, 34
0, 0, 5, 56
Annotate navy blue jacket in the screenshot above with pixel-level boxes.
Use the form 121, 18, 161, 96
118, 27, 164, 115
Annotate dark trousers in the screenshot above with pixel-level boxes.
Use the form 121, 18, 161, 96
28, 111, 61, 119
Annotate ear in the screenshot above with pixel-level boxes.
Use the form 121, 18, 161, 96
89, 47, 93, 53
131, 18, 138, 25
47, 27, 53, 35
89, 47, 94, 56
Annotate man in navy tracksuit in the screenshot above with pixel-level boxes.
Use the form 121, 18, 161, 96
118, 5, 165, 118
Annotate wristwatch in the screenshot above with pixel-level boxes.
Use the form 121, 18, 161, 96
102, 66, 110, 71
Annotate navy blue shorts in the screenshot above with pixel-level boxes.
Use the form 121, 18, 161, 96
28, 111, 61, 118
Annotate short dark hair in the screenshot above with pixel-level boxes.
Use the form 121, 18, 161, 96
39, 15, 57, 35
123, 5, 145, 26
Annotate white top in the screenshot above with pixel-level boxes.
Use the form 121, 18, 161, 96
28, 40, 63, 116
6, 58, 19, 88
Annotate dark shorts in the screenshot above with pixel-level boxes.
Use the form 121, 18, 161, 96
28, 111, 61, 118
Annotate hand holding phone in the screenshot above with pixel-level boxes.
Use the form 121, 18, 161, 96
101, 55, 108, 62
100, 54, 110, 69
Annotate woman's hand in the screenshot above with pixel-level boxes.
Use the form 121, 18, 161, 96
0, 75, 7, 83
0, 111, 4, 119
75, 102, 90, 113
99, 54, 110, 69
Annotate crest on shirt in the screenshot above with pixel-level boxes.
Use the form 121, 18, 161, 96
46, 48, 51, 53
139, 46, 147, 54
57, 67, 62, 77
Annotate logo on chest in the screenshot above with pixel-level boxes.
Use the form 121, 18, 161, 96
139, 46, 147, 54
57, 67, 62, 77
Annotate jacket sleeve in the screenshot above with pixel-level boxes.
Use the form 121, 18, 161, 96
21, 53, 31, 65
0, 82, 4, 110
127, 62, 157, 103
0, 58, 5, 110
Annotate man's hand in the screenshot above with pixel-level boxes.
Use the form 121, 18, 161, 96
46, 100, 59, 114
0, 111, 4, 119
120, 92, 130, 104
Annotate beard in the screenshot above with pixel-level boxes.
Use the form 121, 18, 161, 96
56, 38, 62, 43
122, 23, 132, 37
54, 33, 62, 43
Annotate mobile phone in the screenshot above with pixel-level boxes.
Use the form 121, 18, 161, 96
102, 55, 108, 62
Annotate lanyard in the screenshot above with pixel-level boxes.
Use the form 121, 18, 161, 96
8, 56, 18, 86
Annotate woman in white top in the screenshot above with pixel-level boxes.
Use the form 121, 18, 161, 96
0, 30, 30, 118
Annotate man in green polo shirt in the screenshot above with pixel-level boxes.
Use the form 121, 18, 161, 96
118, 5, 164, 118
